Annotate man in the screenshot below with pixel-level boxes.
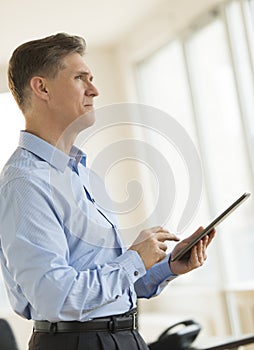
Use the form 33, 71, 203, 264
0, 33, 214, 350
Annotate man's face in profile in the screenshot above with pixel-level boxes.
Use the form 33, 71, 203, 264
45, 52, 99, 131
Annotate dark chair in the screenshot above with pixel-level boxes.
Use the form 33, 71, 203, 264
0, 319, 19, 350
147, 319, 254, 350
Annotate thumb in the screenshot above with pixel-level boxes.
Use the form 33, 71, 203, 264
184, 226, 204, 243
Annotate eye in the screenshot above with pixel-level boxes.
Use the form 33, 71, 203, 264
75, 75, 83, 80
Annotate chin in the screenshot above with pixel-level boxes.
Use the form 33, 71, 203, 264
76, 110, 96, 131
85, 109, 96, 127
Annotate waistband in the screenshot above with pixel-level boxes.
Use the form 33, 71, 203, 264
33, 309, 138, 334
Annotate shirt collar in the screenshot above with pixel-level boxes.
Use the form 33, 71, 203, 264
19, 131, 87, 172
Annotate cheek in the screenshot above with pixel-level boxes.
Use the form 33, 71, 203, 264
49, 88, 68, 108
48, 84, 84, 115
74, 90, 85, 105
61, 92, 81, 113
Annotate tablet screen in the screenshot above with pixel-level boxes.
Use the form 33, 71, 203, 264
171, 192, 251, 262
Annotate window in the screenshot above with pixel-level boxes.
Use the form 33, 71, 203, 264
136, 1, 254, 286
136, 39, 217, 285
185, 15, 254, 284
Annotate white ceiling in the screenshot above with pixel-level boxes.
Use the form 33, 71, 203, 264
1, 0, 168, 65
1, 0, 225, 66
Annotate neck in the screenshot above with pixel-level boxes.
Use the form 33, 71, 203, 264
25, 120, 78, 155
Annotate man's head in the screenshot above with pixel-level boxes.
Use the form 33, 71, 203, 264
8, 33, 86, 111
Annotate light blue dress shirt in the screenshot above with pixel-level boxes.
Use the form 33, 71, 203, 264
0, 131, 177, 322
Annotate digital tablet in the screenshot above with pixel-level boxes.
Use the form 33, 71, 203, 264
171, 192, 251, 262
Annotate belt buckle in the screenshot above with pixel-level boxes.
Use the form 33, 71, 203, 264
132, 312, 137, 330
49, 322, 57, 334
109, 316, 117, 333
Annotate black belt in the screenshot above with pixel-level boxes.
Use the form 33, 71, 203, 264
33, 309, 138, 333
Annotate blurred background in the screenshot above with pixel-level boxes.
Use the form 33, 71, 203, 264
0, 0, 254, 349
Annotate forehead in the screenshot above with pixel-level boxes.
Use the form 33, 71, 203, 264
61, 52, 91, 75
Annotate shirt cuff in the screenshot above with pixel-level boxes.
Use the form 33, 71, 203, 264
115, 250, 146, 283
158, 253, 178, 282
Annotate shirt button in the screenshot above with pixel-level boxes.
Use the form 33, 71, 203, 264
134, 271, 139, 276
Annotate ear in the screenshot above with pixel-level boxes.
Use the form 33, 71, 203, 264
30, 76, 49, 101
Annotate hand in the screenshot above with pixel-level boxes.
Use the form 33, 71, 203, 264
169, 226, 216, 275
129, 226, 180, 270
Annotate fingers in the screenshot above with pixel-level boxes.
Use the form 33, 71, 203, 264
184, 226, 216, 250
133, 227, 178, 247
129, 226, 179, 270
158, 241, 168, 252
197, 238, 207, 264
152, 226, 169, 233
170, 226, 215, 275
190, 238, 208, 267
150, 226, 180, 241
206, 228, 216, 246
156, 231, 180, 242
203, 236, 209, 260
189, 245, 202, 269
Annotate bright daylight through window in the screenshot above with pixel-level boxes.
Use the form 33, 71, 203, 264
137, 0, 254, 286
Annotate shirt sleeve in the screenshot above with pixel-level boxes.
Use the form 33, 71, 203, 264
134, 254, 178, 298
0, 176, 146, 322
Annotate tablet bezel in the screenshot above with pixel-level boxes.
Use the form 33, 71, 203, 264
170, 192, 251, 262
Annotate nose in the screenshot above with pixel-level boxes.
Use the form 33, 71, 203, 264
86, 82, 99, 97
